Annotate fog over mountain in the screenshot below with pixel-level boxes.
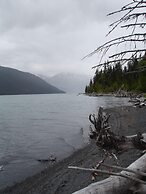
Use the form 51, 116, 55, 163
40, 73, 91, 93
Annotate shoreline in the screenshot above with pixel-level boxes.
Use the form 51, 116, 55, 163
1, 105, 146, 194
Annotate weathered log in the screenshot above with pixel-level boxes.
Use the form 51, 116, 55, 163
72, 153, 146, 194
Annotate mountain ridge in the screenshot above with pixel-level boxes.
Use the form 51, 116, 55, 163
0, 66, 65, 95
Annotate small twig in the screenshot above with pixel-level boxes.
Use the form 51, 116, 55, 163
68, 166, 146, 185
95, 157, 107, 169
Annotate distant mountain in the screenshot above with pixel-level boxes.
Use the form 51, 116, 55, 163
41, 73, 91, 93
0, 66, 65, 95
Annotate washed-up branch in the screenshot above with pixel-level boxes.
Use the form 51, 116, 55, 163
71, 153, 146, 194
68, 166, 146, 185
70, 107, 146, 194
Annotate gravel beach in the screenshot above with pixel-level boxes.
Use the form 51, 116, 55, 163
0, 105, 146, 194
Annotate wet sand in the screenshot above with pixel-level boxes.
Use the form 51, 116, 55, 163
0, 106, 146, 194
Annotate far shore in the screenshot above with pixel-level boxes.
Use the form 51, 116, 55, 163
85, 91, 145, 98
0, 105, 146, 194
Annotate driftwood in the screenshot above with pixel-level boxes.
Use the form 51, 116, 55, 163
89, 107, 146, 155
72, 153, 146, 194
129, 97, 146, 108
69, 164, 146, 185
37, 155, 56, 163
70, 107, 146, 194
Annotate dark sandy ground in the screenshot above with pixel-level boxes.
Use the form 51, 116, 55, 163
0, 105, 146, 194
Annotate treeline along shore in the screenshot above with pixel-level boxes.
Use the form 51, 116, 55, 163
85, 58, 146, 94
0, 105, 146, 194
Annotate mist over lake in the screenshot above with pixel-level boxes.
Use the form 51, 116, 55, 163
0, 94, 130, 189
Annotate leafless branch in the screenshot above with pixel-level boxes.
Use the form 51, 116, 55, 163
83, 0, 146, 69
109, 6, 146, 16
122, 12, 146, 23
107, 1, 143, 35
108, 1, 146, 16
92, 58, 141, 69
96, 39, 146, 53
109, 49, 146, 59
121, 23, 146, 28
82, 33, 146, 60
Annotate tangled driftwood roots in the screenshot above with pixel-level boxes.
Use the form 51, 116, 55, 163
89, 107, 146, 157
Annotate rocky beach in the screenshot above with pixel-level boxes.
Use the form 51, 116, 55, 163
0, 105, 146, 194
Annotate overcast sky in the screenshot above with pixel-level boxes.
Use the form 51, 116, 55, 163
0, 0, 131, 77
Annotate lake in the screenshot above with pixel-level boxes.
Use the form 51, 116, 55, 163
0, 94, 130, 189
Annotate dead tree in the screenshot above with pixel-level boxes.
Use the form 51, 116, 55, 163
83, 0, 146, 69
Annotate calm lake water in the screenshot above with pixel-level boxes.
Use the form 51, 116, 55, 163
0, 94, 130, 189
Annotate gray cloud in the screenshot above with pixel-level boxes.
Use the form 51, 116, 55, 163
0, 0, 124, 31
0, 0, 131, 76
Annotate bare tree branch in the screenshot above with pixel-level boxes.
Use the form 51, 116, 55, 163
82, 33, 146, 60
92, 58, 141, 69
107, 1, 143, 35
108, 5, 146, 15
121, 12, 146, 23
121, 23, 146, 28
109, 49, 146, 59
83, 1, 146, 69
95, 39, 146, 53
108, 1, 146, 16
